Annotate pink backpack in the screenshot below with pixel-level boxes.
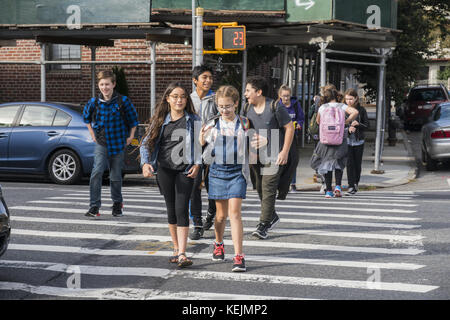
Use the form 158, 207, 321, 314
319, 103, 346, 145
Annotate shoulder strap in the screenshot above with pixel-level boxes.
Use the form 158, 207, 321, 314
238, 116, 250, 132
242, 102, 250, 117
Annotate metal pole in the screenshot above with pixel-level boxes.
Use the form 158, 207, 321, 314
150, 41, 156, 117
374, 52, 387, 172
241, 49, 248, 109
90, 46, 96, 98
294, 47, 299, 97
195, 7, 204, 67
307, 52, 313, 116
40, 43, 46, 102
192, 0, 196, 69
282, 45, 289, 85
301, 49, 306, 148
319, 42, 328, 88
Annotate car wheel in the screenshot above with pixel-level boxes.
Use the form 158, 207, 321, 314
48, 149, 82, 184
422, 148, 437, 171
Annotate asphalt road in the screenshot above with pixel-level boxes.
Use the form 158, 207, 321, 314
0, 130, 449, 302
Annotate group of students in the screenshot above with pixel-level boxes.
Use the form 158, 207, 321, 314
82, 66, 367, 274
138, 65, 303, 272
310, 85, 369, 198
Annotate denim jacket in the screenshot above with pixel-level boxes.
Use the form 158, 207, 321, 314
139, 111, 202, 173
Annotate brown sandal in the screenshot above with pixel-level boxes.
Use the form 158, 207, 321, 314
177, 253, 193, 268
169, 249, 179, 263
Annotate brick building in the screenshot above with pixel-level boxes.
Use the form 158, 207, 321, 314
0, 40, 196, 121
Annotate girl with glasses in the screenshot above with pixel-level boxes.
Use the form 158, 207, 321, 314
200, 85, 250, 272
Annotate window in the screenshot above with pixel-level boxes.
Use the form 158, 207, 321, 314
48, 44, 81, 70
19, 106, 56, 127
53, 110, 72, 126
410, 89, 445, 102
0, 106, 20, 127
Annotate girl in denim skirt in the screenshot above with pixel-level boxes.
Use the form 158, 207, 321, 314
200, 85, 250, 272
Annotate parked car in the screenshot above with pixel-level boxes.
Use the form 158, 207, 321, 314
421, 102, 450, 171
402, 84, 450, 129
0, 101, 142, 184
0, 184, 10, 258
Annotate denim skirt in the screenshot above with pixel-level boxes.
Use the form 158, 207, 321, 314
208, 164, 247, 200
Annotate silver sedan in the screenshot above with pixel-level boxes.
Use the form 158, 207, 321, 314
422, 102, 450, 170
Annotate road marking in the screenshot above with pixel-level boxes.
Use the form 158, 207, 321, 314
11, 228, 425, 255
12, 205, 421, 229
55, 194, 418, 208
7, 243, 426, 270
0, 260, 438, 293
10, 215, 425, 242
0, 281, 305, 300
26, 197, 419, 215
62, 193, 418, 206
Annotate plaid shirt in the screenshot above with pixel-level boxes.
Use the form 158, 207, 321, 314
83, 93, 139, 156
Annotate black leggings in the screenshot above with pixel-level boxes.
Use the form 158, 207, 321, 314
324, 169, 343, 192
347, 144, 364, 188
157, 166, 194, 227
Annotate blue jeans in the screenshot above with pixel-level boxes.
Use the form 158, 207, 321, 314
89, 144, 124, 208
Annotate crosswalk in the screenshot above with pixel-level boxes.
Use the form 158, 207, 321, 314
1, 186, 439, 299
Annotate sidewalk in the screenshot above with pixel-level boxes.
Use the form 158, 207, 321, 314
294, 129, 418, 191
125, 129, 418, 191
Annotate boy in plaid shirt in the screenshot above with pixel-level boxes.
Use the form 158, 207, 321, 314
83, 70, 139, 217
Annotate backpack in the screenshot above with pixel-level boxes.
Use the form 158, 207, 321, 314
309, 111, 319, 136
319, 103, 346, 145
94, 94, 130, 131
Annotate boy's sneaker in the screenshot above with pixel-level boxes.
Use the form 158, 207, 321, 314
252, 223, 269, 239
325, 191, 334, 198
334, 185, 342, 198
203, 211, 215, 231
267, 212, 280, 231
232, 255, 247, 272
289, 184, 297, 193
320, 183, 326, 194
112, 202, 123, 217
212, 242, 225, 261
189, 226, 204, 240
345, 186, 357, 196
85, 206, 99, 217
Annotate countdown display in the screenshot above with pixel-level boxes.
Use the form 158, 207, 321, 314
215, 26, 246, 51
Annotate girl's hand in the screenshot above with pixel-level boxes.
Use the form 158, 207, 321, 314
142, 163, 155, 178
186, 164, 200, 179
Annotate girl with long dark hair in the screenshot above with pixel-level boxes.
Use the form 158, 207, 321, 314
140, 82, 201, 267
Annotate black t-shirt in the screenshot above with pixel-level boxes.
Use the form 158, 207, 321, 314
157, 116, 188, 171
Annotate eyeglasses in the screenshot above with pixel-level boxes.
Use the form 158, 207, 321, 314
280, 95, 290, 99
169, 94, 187, 100
218, 104, 235, 110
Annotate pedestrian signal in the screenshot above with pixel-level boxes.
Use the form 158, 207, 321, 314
215, 26, 246, 51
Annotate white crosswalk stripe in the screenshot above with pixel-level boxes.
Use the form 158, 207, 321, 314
2, 187, 437, 299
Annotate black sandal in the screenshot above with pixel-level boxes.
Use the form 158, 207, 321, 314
177, 253, 193, 268
169, 249, 179, 263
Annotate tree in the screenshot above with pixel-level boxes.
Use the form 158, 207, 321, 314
112, 66, 129, 96
356, 0, 449, 105
438, 65, 450, 81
